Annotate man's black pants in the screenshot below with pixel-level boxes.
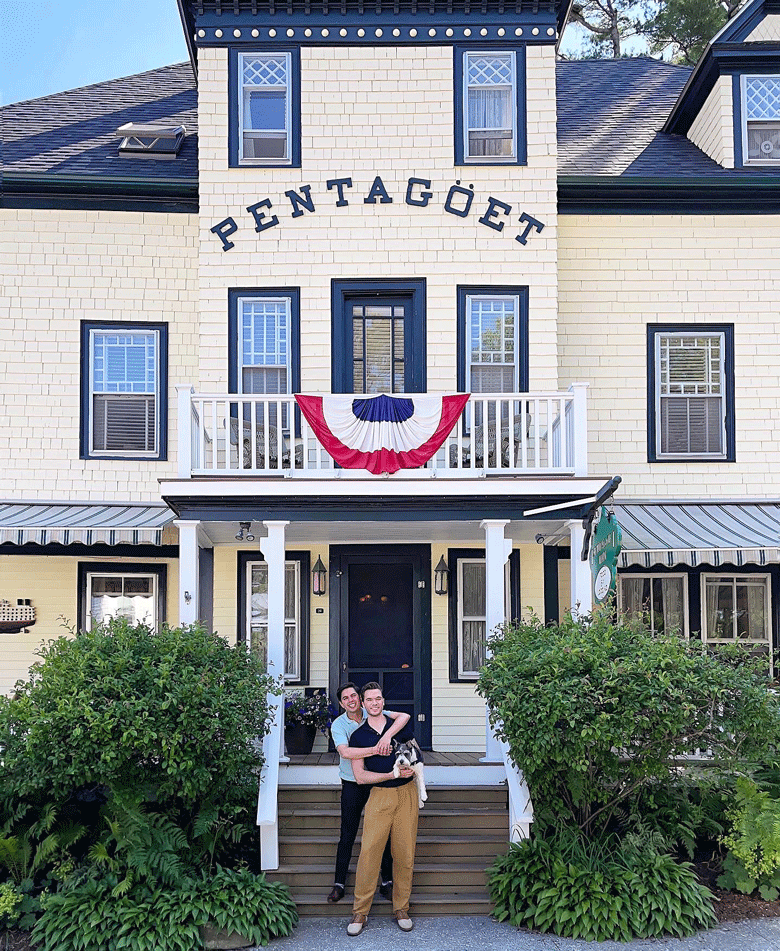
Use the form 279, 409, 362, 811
334, 780, 392, 887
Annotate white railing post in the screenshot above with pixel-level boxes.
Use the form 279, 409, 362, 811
481, 519, 512, 763
569, 382, 589, 477
176, 385, 194, 479
567, 519, 593, 618
256, 520, 289, 871
499, 740, 534, 842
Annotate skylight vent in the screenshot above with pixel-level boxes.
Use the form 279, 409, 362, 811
116, 123, 186, 159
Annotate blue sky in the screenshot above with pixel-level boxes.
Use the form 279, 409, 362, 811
0, 0, 189, 106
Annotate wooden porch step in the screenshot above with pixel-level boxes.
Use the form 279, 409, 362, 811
267, 861, 489, 888
279, 808, 507, 831
281, 891, 494, 917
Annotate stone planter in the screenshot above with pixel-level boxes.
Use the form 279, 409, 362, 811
200, 923, 254, 950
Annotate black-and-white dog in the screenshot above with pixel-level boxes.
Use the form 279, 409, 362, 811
392, 739, 428, 808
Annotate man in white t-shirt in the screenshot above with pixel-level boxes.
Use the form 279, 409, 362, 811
327, 681, 410, 904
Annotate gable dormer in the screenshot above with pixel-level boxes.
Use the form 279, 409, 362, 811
665, 0, 780, 169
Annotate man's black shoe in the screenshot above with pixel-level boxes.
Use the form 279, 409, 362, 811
328, 885, 345, 903
378, 881, 393, 901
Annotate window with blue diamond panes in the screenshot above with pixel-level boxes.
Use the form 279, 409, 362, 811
239, 51, 291, 163
743, 75, 780, 164
464, 51, 516, 161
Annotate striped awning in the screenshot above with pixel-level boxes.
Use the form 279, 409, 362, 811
616, 503, 780, 568
0, 502, 175, 547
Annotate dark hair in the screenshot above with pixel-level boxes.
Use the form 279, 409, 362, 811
360, 681, 382, 700
337, 681, 359, 703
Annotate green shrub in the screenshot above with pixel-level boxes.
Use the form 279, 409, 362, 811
0, 620, 278, 807
31, 867, 297, 951
477, 609, 780, 836
488, 835, 716, 941
718, 775, 780, 900
0, 879, 42, 931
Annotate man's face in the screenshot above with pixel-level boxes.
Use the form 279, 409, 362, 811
339, 686, 361, 714
362, 688, 385, 717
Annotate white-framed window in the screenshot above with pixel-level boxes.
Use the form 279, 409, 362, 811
618, 574, 689, 637
654, 331, 727, 460
238, 51, 292, 164
456, 558, 511, 679
86, 572, 158, 630
238, 296, 291, 397
463, 51, 517, 161
466, 294, 520, 393
702, 575, 772, 667
741, 75, 780, 165
247, 560, 301, 681
88, 327, 161, 456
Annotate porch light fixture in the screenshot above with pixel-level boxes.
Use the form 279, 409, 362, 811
434, 556, 450, 596
312, 555, 327, 596
235, 521, 255, 542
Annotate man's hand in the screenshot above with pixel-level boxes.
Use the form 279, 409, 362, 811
397, 766, 415, 779
375, 739, 392, 756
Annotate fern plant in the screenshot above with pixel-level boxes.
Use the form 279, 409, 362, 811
719, 775, 780, 899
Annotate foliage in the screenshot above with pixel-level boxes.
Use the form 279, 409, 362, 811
718, 775, 780, 900
0, 619, 278, 807
488, 832, 716, 941
284, 690, 337, 733
477, 609, 780, 836
645, 0, 727, 65
0, 878, 42, 931
567, 0, 648, 57
30, 867, 298, 951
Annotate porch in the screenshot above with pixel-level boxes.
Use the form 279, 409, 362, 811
176, 385, 589, 479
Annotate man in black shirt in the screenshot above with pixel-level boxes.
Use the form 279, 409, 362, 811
345, 682, 418, 936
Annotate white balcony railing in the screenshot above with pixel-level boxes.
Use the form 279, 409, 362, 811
177, 385, 588, 479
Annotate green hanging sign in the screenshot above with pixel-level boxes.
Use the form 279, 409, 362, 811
589, 506, 623, 605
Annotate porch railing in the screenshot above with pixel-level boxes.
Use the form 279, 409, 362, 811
178, 384, 588, 478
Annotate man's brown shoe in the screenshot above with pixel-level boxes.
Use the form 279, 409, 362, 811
327, 885, 345, 903
347, 914, 368, 936
395, 911, 413, 932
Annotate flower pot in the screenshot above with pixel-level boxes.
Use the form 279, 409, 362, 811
284, 723, 317, 755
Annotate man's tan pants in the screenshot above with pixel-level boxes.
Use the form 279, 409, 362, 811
352, 780, 419, 917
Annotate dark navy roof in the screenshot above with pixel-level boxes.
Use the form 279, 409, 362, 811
1, 63, 197, 182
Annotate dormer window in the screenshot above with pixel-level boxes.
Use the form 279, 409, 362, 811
742, 75, 780, 165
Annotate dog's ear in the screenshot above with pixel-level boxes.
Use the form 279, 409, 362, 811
391, 738, 400, 751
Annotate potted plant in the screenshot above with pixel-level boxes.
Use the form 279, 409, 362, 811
284, 690, 336, 755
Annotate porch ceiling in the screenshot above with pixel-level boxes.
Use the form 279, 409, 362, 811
195, 517, 574, 547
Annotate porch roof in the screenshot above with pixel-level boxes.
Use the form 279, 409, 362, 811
616, 502, 780, 568
0, 502, 175, 547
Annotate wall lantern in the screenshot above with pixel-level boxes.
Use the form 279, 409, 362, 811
434, 556, 450, 595
312, 555, 327, 596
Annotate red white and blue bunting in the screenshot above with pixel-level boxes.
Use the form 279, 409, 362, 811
295, 393, 470, 475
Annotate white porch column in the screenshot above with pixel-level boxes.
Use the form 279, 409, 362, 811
481, 519, 512, 763
174, 519, 201, 626
567, 519, 593, 617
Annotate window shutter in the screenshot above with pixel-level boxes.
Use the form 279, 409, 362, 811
93, 394, 156, 453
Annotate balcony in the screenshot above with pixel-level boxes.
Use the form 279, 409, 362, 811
176, 385, 588, 479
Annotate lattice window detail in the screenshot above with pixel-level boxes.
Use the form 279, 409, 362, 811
243, 56, 288, 86
467, 55, 512, 86
745, 77, 780, 120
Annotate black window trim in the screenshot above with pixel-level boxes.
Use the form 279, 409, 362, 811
646, 322, 735, 463
79, 320, 168, 461
77, 561, 167, 634
237, 549, 310, 686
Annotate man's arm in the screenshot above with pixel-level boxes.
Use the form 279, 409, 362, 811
352, 757, 414, 786
375, 711, 410, 756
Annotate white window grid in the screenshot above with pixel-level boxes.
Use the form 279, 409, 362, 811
88, 328, 159, 457
654, 331, 726, 459
463, 51, 517, 162
618, 573, 689, 638
86, 572, 157, 630
247, 560, 301, 681
741, 75, 780, 165
239, 51, 292, 165
239, 297, 291, 391
466, 295, 519, 392
702, 573, 771, 644
456, 558, 511, 679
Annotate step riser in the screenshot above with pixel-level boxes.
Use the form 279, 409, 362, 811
280, 817, 506, 832
268, 871, 489, 888
279, 847, 505, 863
291, 902, 493, 917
